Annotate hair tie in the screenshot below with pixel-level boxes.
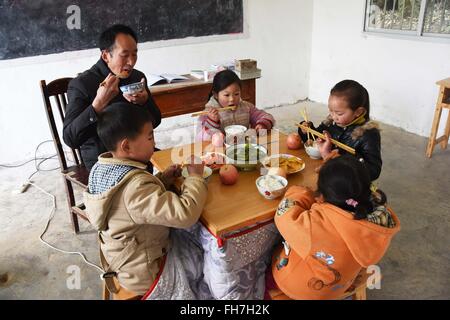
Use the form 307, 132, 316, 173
345, 198, 358, 207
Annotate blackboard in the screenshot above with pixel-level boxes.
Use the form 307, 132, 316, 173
0, 0, 243, 60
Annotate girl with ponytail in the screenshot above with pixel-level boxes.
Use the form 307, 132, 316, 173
266, 155, 399, 300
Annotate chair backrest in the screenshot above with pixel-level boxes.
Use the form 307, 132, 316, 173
40, 78, 83, 171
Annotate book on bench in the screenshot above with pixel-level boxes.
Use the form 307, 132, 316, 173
147, 73, 189, 86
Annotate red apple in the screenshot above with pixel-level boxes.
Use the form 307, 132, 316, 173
219, 164, 239, 185
211, 132, 225, 147
286, 133, 303, 150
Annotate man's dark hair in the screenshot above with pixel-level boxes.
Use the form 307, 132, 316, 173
99, 24, 138, 52
97, 102, 153, 152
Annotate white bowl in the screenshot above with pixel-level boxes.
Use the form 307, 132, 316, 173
181, 166, 213, 181
304, 141, 322, 159
224, 125, 247, 146
120, 81, 145, 95
224, 125, 247, 136
256, 174, 288, 200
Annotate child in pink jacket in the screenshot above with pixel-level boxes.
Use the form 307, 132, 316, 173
196, 70, 275, 141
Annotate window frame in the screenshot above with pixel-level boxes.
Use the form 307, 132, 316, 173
363, 0, 450, 41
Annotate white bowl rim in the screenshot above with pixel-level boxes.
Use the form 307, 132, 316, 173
225, 143, 268, 163
120, 81, 145, 88
256, 174, 288, 188
224, 125, 247, 134
181, 166, 212, 179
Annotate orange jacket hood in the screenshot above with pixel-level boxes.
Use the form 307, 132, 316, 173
314, 203, 401, 267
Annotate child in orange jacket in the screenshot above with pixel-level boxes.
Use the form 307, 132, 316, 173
266, 155, 400, 300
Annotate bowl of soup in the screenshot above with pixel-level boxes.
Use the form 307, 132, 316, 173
225, 143, 267, 171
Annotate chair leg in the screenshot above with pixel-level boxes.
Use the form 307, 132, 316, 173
352, 286, 367, 300
63, 177, 80, 234
103, 282, 111, 300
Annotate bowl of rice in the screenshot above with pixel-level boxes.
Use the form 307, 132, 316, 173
255, 174, 288, 200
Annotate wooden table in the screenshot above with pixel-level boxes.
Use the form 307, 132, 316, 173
150, 75, 256, 118
151, 131, 322, 237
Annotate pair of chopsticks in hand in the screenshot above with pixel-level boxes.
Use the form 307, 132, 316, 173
297, 123, 356, 155
301, 107, 315, 142
99, 72, 128, 87
191, 106, 237, 117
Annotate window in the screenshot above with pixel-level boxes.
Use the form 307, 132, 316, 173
364, 0, 450, 38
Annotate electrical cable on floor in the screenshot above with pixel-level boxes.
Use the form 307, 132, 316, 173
29, 180, 104, 274
4, 140, 104, 273
0, 140, 54, 168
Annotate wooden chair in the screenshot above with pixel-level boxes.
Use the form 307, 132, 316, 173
267, 269, 370, 300
426, 77, 450, 158
102, 279, 142, 300
40, 78, 89, 234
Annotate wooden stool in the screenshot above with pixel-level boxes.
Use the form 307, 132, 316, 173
426, 77, 450, 158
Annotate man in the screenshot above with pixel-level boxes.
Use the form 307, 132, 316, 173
63, 24, 161, 170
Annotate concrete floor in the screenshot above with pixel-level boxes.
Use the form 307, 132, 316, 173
1, 101, 449, 299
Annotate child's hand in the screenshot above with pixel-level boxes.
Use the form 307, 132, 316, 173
255, 124, 268, 136
162, 164, 182, 185
207, 108, 220, 122
316, 131, 332, 158
300, 121, 313, 134
185, 155, 204, 177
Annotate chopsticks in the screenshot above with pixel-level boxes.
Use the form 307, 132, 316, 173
191, 106, 237, 117
301, 107, 315, 142
99, 72, 128, 87
296, 123, 356, 155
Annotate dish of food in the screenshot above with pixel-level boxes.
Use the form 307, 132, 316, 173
225, 143, 268, 171
201, 152, 226, 171
262, 154, 305, 174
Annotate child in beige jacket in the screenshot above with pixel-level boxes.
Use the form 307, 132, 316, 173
84, 102, 209, 299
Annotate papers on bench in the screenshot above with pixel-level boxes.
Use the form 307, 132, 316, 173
147, 73, 189, 86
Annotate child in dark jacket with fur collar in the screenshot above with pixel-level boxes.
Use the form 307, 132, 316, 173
299, 80, 382, 181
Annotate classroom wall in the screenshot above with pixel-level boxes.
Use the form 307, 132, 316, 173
308, 0, 450, 139
0, 0, 313, 164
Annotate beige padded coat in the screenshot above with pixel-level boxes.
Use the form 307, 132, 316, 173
84, 153, 208, 295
